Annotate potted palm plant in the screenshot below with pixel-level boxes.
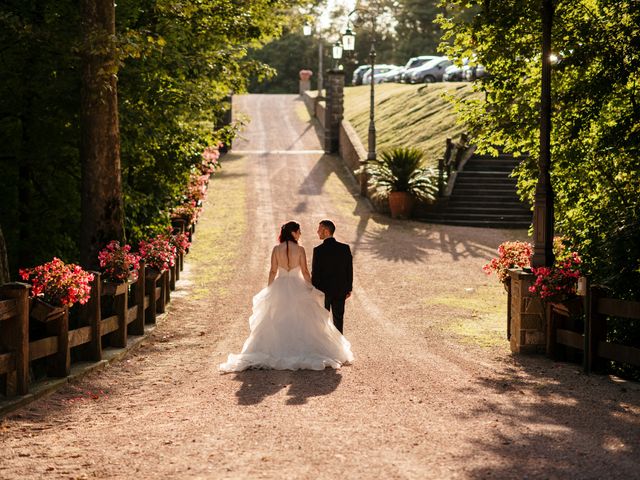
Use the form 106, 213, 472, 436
364, 147, 438, 219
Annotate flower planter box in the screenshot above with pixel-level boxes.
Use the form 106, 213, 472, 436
101, 281, 128, 297
30, 297, 66, 323
29, 298, 70, 377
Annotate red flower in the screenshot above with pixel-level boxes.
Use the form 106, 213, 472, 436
528, 252, 582, 300
139, 234, 177, 271
483, 241, 533, 283
98, 240, 141, 283
20, 257, 94, 308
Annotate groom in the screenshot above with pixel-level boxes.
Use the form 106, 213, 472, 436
311, 220, 353, 334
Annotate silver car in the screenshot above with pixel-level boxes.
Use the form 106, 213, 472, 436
400, 55, 442, 82
408, 58, 453, 83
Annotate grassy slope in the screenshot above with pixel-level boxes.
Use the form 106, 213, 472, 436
343, 83, 479, 166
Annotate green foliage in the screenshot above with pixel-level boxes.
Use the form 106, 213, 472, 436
247, 0, 441, 90
0, 1, 82, 270
0, 0, 309, 274
439, 0, 640, 379
365, 147, 439, 201
247, 29, 318, 93
438, 0, 640, 300
392, 0, 443, 60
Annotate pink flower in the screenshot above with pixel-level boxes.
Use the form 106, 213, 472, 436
98, 240, 141, 283
483, 241, 533, 283
20, 258, 94, 308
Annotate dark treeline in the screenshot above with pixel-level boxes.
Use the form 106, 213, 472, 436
248, 0, 442, 92
0, 0, 310, 277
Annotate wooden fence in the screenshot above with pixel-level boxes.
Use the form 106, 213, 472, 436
546, 277, 640, 374
0, 219, 191, 399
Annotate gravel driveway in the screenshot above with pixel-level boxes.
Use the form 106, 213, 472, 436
0, 94, 638, 479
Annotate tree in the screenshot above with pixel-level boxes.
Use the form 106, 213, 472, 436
80, 0, 125, 270
0, 0, 312, 273
0, 225, 9, 284
392, 0, 442, 61
438, 0, 640, 299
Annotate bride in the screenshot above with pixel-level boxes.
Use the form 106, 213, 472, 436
219, 221, 354, 373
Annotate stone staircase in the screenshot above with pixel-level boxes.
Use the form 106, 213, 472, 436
421, 153, 531, 228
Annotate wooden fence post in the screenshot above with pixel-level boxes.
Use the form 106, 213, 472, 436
82, 272, 102, 361
145, 268, 159, 324
588, 286, 606, 373
169, 263, 176, 291
158, 270, 168, 312
47, 308, 70, 377
0, 282, 30, 395
129, 260, 145, 335
111, 286, 128, 348
578, 276, 590, 373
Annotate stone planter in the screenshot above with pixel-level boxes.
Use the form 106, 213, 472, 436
388, 192, 415, 219
508, 269, 546, 353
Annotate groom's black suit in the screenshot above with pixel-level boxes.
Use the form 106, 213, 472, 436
311, 237, 353, 333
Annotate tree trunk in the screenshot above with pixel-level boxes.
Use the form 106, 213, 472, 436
80, 0, 125, 270
0, 224, 10, 284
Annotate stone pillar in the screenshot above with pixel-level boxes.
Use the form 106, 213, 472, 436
323, 70, 345, 154
508, 269, 546, 353
299, 69, 312, 95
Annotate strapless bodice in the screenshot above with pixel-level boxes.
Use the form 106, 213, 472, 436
278, 266, 301, 277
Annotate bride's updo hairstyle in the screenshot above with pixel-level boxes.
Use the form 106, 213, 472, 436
279, 221, 300, 244
279, 221, 300, 266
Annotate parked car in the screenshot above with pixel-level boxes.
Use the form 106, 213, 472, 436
408, 58, 453, 83
378, 66, 404, 83
464, 64, 488, 81
363, 65, 401, 84
400, 55, 443, 83
443, 64, 464, 82
352, 65, 371, 86
443, 58, 470, 82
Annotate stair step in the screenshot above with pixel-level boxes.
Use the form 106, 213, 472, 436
449, 197, 527, 204
418, 217, 531, 229
424, 211, 531, 220
470, 154, 523, 161
454, 179, 517, 187
444, 205, 531, 213
453, 187, 519, 195
427, 152, 530, 227
456, 171, 513, 179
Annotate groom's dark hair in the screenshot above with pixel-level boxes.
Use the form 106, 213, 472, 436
319, 220, 335, 235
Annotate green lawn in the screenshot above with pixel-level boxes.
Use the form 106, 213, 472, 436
343, 83, 479, 167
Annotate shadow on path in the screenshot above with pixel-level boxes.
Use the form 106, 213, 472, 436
232, 368, 343, 406
464, 355, 640, 478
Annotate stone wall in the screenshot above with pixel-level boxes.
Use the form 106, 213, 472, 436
508, 269, 546, 353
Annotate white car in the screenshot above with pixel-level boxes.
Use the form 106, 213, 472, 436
377, 66, 404, 83
362, 65, 401, 85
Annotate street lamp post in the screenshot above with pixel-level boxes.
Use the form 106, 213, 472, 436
332, 41, 343, 69
531, 0, 555, 268
303, 23, 324, 99
342, 9, 377, 195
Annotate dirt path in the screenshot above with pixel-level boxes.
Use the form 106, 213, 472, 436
1, 94, 638, 479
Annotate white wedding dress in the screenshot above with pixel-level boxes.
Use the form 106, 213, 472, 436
219, 243, 354, 373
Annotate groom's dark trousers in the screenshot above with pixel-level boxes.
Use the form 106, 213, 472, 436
311, 237, 353, 334
324, 294, 346, 333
